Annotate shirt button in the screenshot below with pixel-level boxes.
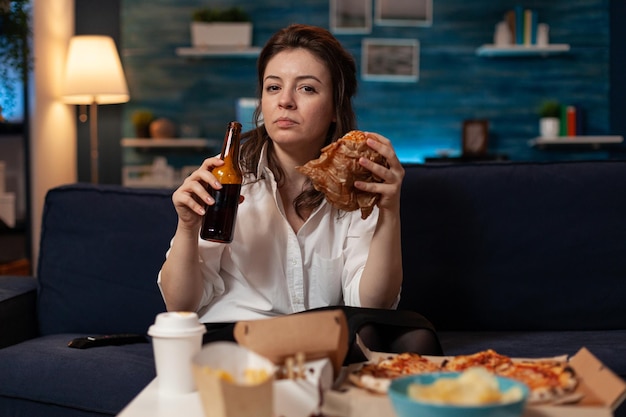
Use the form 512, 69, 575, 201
291, 258, 297, 266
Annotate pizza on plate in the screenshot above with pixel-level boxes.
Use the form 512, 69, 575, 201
349, 349, 580, 404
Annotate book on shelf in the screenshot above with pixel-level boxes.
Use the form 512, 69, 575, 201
559, 105, 568, 136
527, 9, 537, 45
505, 10, 516, 44
558, 104, 585, 137
566, 106, 576, 136
503, 6, 540, 46
514, 5, 524, 45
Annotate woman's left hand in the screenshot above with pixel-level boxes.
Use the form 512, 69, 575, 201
354, 132, 405, 213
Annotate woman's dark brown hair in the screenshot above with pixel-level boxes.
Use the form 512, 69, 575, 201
240, 24, 358, 219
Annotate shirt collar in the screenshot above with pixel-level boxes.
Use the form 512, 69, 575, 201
256, 142, 274, 181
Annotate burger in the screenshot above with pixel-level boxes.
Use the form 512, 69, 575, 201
296, 130, 388, 220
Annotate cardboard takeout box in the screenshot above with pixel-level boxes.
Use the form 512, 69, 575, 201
233, 309, 349, 377
192, 342, 275, 417
193, 309, 350, 417
322, 347, 626, 417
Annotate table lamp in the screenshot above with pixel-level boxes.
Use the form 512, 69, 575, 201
61, 35, 129, 183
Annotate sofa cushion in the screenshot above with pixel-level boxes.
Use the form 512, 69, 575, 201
0, 276, 38, 348
37, 184, 176, 335
398, 161, 626, 332
0, 333, 155, 416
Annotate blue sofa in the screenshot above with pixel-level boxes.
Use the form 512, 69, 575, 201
1, 160, 626, 416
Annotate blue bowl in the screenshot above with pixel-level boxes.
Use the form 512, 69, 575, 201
388, 372, 529, 417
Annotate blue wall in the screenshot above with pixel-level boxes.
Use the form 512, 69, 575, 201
121, 0, 612, 163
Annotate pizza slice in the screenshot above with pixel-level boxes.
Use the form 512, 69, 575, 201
348, 352, 440, 394
497, 359, 579, 404
441, 349, 513, 373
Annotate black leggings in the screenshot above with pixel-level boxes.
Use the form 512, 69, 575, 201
201, 306, 442, 364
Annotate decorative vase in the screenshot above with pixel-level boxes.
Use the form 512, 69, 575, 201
190, 22, 252, 48
539, 117, 560, 139
149, 118, 177, 139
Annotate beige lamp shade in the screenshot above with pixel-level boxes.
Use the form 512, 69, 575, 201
61, 35, 129, 104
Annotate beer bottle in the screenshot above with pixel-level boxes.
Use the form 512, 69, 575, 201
200, 121, 243, 243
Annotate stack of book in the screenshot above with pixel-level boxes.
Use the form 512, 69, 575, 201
504, 5, 539, 45
559, 104, 585, 137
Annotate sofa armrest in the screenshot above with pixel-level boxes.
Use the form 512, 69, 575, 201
0, 275, 38, 348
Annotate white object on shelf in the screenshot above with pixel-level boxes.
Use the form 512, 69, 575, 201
539, 117, 560, 139
493, 21, 512, 47
123, 165, 179, 189
528, 136, 624, 149
150, 157, 174, 185
121, 138, 214, 189
122, 164, 202, 189
0, 192, 15, 228
476, 43, 570, 57
536, 23, 550, 47
121, 138, 221, 148
190, 22, 252, 48
175, 46, 261, 58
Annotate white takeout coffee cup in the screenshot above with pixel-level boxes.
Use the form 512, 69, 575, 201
148, 311, 206, 394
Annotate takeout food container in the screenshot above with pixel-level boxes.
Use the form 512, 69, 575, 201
274, 357, 335, 417
192, 342, 275, 417
322, 347, 626, 417
233, 309, 349, 377
232, 309, 349, 417
193, 309, 349, 417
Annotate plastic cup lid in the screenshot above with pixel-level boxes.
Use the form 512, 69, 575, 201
148, 311, 207, 338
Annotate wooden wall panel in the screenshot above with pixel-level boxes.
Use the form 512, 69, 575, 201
121, 0, 611, 163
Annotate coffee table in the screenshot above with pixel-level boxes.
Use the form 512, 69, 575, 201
117, 378, 203, 417
117, 375, 329, 417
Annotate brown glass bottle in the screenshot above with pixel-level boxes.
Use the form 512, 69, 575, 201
200, 121, 243, 243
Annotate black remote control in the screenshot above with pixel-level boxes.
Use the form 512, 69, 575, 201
68, 333, 148, 349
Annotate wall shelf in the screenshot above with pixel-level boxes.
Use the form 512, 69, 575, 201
175, 47, 261, 58
528, 136, 624, 149
476, 44, 570, 57
121, 138, 221, 188
121, 138, 221, 149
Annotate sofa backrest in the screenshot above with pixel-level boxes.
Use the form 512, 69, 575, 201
37, 184, 176, 335
398, 160, 626, 332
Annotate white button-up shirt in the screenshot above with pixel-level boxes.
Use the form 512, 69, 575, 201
158, 147, 381, 323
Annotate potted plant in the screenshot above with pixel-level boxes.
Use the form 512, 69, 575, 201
190, 6, 252, 49
131, 109, 155, 138
0, 0, 32, 120
538, 100, 561, 139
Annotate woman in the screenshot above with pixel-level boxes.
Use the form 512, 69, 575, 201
158, 24, 441, 359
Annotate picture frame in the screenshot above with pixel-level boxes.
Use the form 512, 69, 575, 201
361, 38, 419, 82
330, 0, 372, 34
462, 119, 489, 156
375, 0, 432, 27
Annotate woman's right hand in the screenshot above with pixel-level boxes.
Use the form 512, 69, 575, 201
171, 157, 225, 230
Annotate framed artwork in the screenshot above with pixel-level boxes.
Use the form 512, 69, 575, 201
330, 0, 372, 34
375, 0, 432, 26
462, 120, 489, 156
361, 38, 419, 82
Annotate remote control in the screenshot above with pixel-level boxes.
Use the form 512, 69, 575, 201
68, 333, 148, 349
